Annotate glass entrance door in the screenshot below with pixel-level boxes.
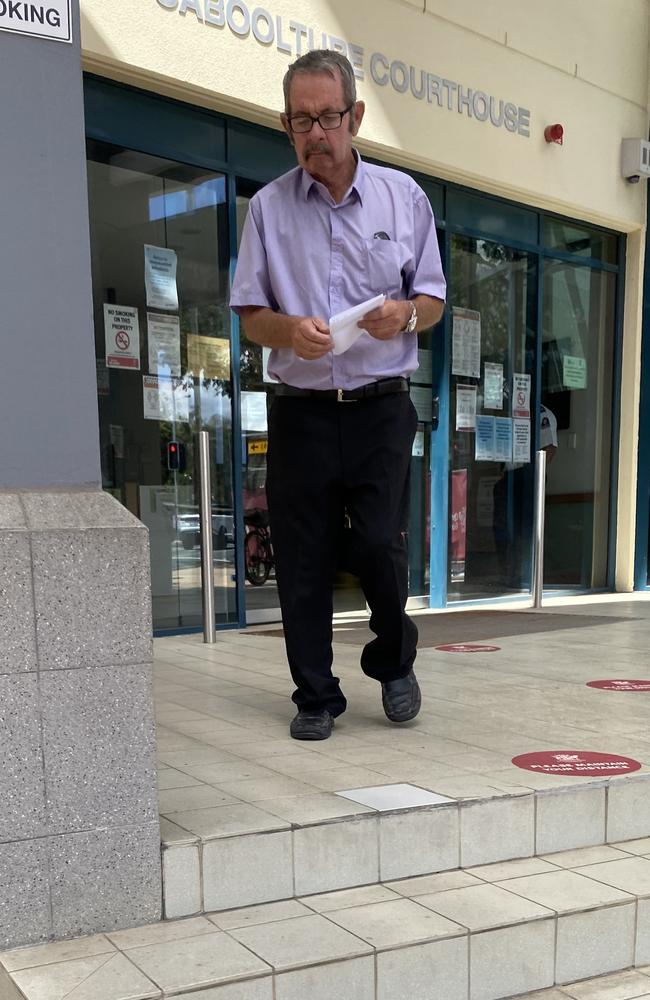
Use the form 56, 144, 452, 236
447, 234, 537, 600
87, 141, 237, 630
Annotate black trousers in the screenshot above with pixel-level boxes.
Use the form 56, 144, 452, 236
266, 391, 419, 717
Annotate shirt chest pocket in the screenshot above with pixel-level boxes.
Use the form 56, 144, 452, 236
364, 238, 404, 297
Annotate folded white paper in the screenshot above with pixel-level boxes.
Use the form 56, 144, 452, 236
329, 294, 386, 356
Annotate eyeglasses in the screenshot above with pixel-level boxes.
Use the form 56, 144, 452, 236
287, 105, 353, 134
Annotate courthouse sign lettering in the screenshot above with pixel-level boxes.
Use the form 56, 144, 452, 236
0, 0, 71, 41
156, 0, 531, 137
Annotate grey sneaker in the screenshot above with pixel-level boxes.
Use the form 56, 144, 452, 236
290, 709, 334, 741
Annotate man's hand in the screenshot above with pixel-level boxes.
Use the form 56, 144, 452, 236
290, 316, 333, 360
357, 300, 411, 341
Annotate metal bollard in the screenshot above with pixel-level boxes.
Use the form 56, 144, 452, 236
198, 430, 216, 643
531, 448, 547, 609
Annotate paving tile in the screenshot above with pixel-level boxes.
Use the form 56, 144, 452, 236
416, 882, 554, 930
159, 818, 199, 846
227, 913, 372, 972
11, 953, 160, 1000
379, 802, 459, 880
299, 765, 394, 791
0, 934, 115, 973
466, 857, 560, 881
323, 898, 466, 950
536, 786, 606, 854
470, 919, 556, 1000
106, 916, 217, 950
386, 869, 484, 896
563, 968, 650, 998
162, 844, 201, 919
171, 981, 272, 999
275, 956, 375, 1000
203, 831, 294, 911
214, 775, 318, 802
540, 846, 631, 869
124, 932, 271, 993
208, 900, 312, 931
261, 793, 376, 825
574, 856, 650, 895
165, 803, 290, 840
300, 884, 400, 912
158, 785, 241, 813
636, 902, 650, 972
376, 936, 468, 1000
460, 793, 535, 866
556, 903, 636, 984
293, 816, 379, 896
336, 783, 454, 810
497, 870, 634, 913
156, 768, 202, 790
608, 777, 650, 841
612, 837, 650, 855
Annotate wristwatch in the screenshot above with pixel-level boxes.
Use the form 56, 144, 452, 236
404, 300, 417, 334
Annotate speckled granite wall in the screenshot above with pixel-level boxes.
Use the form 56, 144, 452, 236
0, 491, 161, 949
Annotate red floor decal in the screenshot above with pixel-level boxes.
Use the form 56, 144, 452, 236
435, 643, 501, 653
512, 750, 642, 776
587, 679, 650, 691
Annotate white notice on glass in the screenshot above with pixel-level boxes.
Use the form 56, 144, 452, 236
452, 307, 481, 378
513, 373, 531, 418
104, 304, 140, 370
456, 385, 477, 431
148, 313, 181, 376
143, 375, 190, 423
412, 430, 425, 458
262, 347, 278, 383
494, 417, 513, 462
241, 391, 268, 433
484, 362, 504, 409
329, 294, 385, 355
513, 418, 531, 463
409, 385, 433, 423
144, 245, 179, 311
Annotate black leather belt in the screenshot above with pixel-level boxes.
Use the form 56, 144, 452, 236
275, 377, 409, 402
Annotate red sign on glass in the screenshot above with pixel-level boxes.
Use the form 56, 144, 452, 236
435, 643, 501, 653
587, 680, 650, 692
512, 750, 641, 776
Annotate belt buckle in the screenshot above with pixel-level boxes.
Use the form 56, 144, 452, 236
337, 388, 356, 403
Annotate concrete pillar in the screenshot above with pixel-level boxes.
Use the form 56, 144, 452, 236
0, 2, 161, 947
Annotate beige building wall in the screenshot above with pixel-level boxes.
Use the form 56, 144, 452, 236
80, 0, 650, 589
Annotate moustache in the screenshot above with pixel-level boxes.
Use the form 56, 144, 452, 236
305, 144, 331, 157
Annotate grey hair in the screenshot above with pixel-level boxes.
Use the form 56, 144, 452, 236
282, 49, 357, 116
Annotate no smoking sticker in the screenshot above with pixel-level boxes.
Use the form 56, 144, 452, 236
587, 680, 650, 692
512, 750, 641, 776
435, 643, 501, 653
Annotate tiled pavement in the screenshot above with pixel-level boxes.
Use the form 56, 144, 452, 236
3, 843, 650, 998
4, 596, 650, 999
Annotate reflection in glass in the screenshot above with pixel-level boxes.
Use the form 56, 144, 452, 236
86, 140, 236, 630
448, 235, 536, 600
542, 262, 615, 587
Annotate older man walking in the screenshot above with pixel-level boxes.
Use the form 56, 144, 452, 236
231, 50, 446, 740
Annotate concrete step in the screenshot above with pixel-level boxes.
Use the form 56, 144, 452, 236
3, 842, 650, 999
160, 773, 650, 920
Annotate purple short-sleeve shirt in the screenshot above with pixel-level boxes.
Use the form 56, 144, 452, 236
230, 152, 446, 390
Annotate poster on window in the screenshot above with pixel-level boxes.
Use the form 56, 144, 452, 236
494, 417, 513, 462
142, 374, 190, 422
513, 418, 531, 463
452, 307, 481, 378
512, 373, 531, 418
456, 385, 477, 431
563, 355, 587, 389
148, 313, 181, 376
104, 304, 140, 370
410, 385, 433, 423
484, 362, 504, 409
144, 245, 178, 311
475, 415, 496, 461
